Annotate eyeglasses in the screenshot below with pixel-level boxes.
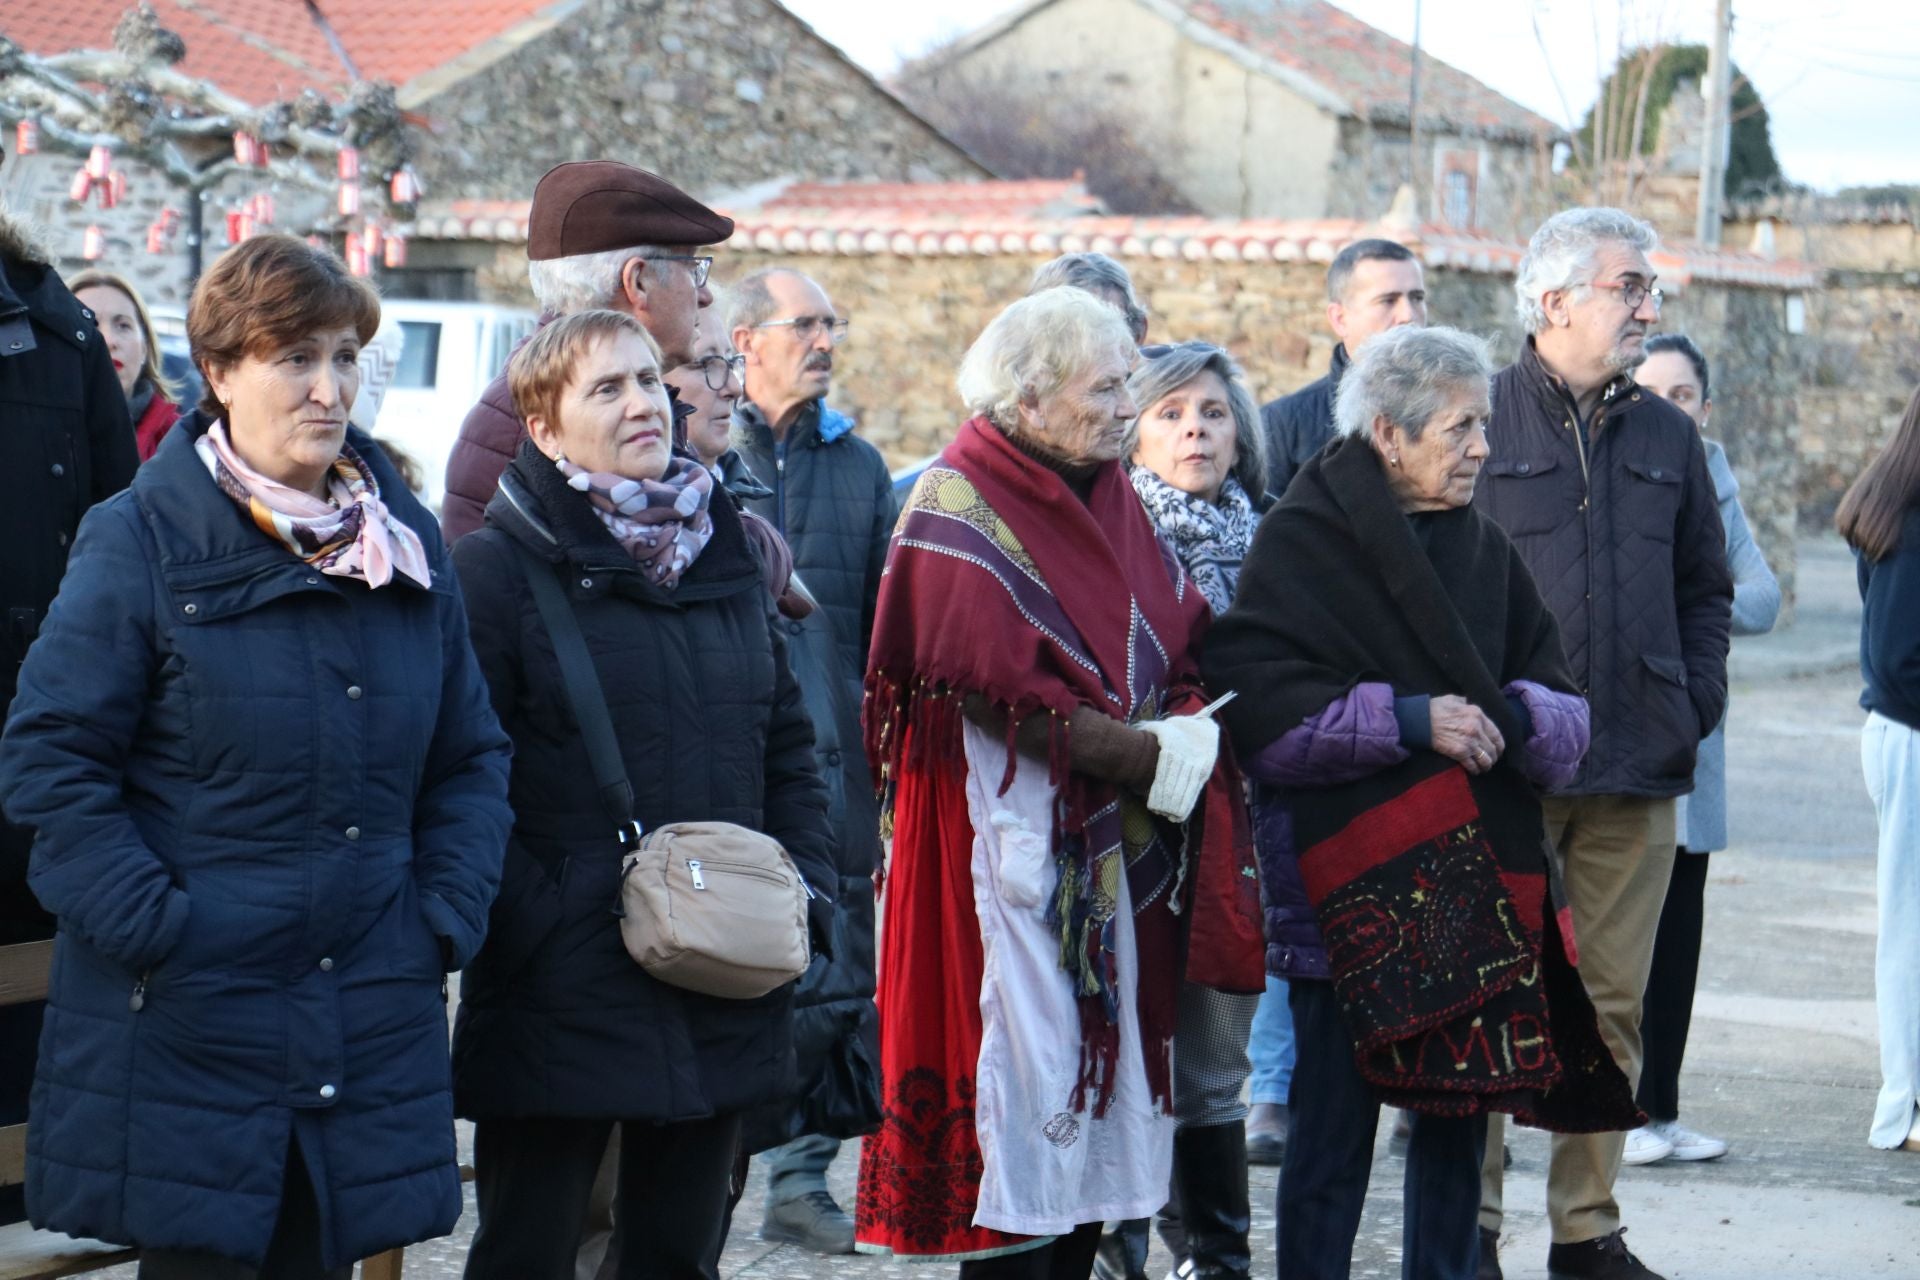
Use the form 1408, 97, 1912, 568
679, 353, 745, 391
1590, 280, 1664, 312
641, 254, 713, 288
753, 314, 850, 345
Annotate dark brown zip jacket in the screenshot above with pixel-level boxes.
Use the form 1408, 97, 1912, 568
1473, 339, 1732, 798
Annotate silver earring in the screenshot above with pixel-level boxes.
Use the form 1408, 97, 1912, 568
1390, 453, 1400, 467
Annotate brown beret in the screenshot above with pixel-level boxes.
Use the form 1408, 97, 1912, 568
526, 161, 734, 261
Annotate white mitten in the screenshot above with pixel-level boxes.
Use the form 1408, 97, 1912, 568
1136, 713, 1221, 822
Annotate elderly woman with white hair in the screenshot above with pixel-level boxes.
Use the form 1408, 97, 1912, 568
1096, 341, 1269, 1280
855, 289, 1263, 1278
1204, 326, 1636, 1280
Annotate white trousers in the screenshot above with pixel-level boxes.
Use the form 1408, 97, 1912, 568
1862, 712, 1920, 1148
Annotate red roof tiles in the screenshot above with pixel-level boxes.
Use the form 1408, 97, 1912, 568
1188, 0, 1557, 140
2, 0, 554, 104
411, 191, 1815, 290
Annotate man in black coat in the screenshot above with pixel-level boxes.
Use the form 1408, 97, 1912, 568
1471, 208, 1732, 1280
0, 202, 138, 1224
728, 268, 894, 1255
1259, 238, 1427, 500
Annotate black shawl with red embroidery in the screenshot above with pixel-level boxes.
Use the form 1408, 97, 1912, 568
1204, 434, 1639, 1131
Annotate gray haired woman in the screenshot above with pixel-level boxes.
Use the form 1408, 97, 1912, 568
1097, 342, 1269, 1280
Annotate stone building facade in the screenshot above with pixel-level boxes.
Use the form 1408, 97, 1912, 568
402, 0, 987, 203
435, 212, 1808, 602
899, 0, 1561, 235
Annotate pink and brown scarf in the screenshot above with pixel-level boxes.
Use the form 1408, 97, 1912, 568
197, 423, 430, 589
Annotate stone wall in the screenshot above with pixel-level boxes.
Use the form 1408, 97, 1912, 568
470, 238, 1799, 600
1796, 275, 1920, 528
407, 0, 987, 206
1328, 123, 1552, 240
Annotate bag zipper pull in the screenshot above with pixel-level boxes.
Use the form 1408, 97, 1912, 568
687, 859, 706, 891
130, 974, 148, 1012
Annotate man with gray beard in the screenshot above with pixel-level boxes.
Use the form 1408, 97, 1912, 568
1471, 208, 1731, 1280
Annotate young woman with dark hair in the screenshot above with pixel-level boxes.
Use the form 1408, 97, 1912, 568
1838, 384, 1920, 1152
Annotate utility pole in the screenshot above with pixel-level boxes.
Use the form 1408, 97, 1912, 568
1408, 0, 1426, 221
1696, 0, 1734, 246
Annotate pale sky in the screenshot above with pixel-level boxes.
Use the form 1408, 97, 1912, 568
785, 0, 1920, 192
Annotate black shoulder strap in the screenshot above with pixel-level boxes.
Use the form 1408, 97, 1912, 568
510, 540, 638, 837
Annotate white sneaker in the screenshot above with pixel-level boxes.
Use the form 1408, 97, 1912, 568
1648, 1118, 1728, 1161
1621, 1125, 1674, 1165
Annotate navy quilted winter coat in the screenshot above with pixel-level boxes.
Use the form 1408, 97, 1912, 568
0, 420, 513, 1268
450, 443, 835, 1122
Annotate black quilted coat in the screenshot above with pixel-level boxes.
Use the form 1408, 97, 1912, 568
449, 443, 836, 1122
729, 398, 893, 1147
1472, 341, 1732, 798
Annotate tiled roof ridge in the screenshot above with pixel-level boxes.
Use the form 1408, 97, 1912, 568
409, 199, 1816, 289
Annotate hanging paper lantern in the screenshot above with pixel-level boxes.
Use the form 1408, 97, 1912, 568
360, 222, 382, 257
232, 131, 258, 167
338, 184, 361, 216
345, 240, 370, 277
247, 192, 276, 225
13, 120, 38, 156
82, 225, 105, 261
254, 142, 272, 169
388, 167, 421, 204
108, 171, 128, 206
337, 146, 360, 180
68, 167, 93, 203
86, 144, 112, 180
146, 223, 167, 255
383, 235, 407, 269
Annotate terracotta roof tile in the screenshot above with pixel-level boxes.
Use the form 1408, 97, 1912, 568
410, 193, 1815, 289
1190, 0, 1559, 140
2, 0, 553, 104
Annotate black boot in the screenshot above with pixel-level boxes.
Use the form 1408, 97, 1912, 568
1092, 1218, 1150, 1280
1168, 1122, 1252, 1278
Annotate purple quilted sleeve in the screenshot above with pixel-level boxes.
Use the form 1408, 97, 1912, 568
1505, 680, 1590, 790
1247, 681, 1410, 789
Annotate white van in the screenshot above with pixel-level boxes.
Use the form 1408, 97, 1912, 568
375, 300, 538, 513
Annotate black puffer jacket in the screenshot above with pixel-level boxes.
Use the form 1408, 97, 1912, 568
450, 443, 835, 1121
0, 229, 138, 944
1258, 344, 1348, 501
728, 401, 890, 1148
1472, 340, 1732, 798
731, 398, 897, 683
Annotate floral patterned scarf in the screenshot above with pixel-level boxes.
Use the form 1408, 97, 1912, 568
1128, 467, 1256, 615
556, 454, 715, 589
196, 422, 431, 589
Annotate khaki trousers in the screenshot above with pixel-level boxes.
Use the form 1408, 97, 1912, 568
1479, 794, 1676, 1245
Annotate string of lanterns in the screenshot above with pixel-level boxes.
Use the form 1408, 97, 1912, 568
11, 118, 419, 274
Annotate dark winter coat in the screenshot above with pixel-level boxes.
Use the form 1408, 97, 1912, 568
0, 235, 138, 942
450, 442, 836, 1123
1857, 506, 1920, 733
1257, 344, 1347, 501
1472, 340, 1732, 797
731, 397, 897, 683
729, 397, 892, 1146
0, 419, 513, 1269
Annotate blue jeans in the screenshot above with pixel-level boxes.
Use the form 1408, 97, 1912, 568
1247, 974, 1297, 1106
764, 1132, 840, 1202
1278, 981, 1485, 1280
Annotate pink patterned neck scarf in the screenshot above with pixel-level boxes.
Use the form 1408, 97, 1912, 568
195, 422, 432, 589
556, 454, 715, 589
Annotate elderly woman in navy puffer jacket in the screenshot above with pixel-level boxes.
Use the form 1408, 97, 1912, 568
0, 237, 513, 1279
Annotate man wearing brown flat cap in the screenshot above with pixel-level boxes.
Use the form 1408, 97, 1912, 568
438, 160, 733, 543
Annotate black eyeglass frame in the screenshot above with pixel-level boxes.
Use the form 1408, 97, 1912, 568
751, 315, 851, 344
678, 352, 746, 392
